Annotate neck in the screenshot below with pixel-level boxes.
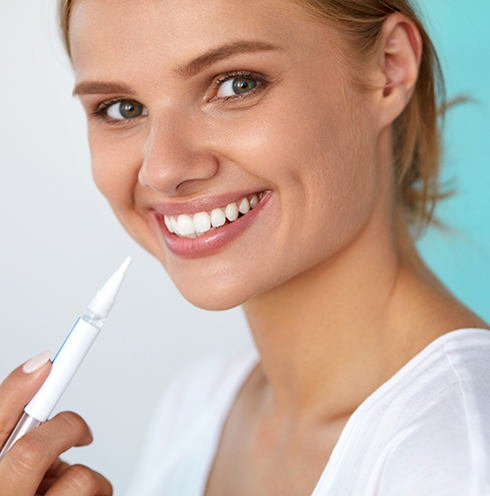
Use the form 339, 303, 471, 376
242, 204, 473, 422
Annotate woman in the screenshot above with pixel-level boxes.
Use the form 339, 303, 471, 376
0, 0, 489, 494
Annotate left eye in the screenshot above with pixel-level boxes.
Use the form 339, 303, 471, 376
106, 100, 148, 119
217, 77, 258, 98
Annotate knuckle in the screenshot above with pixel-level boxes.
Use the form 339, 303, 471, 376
66, 464, 100, 491
9, 435, 50, 477
57, 411, 87, 434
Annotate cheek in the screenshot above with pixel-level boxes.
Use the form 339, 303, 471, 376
89, 130, 140, 209
215, 83, 376, 241
88, 129, 162, 253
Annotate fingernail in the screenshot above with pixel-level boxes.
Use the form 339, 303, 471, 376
23, 350, 51, 374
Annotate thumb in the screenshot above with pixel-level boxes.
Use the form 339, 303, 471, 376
0, 351, 52, 445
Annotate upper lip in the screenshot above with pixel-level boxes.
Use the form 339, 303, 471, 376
148, 189, 266, 217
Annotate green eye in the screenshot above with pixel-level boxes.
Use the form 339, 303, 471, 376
232, 78, 257, 94
107, 100, 147, 119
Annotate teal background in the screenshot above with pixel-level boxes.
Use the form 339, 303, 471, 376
417, 1, 490, 322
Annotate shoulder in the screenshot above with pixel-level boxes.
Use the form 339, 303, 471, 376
376, 329, 490, 495
326, 329, 490, 496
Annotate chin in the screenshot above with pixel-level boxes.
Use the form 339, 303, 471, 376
158, 262, 250, 311
162, 256, 292, 311
172, 278, 253, 311
161, 254, 311, 312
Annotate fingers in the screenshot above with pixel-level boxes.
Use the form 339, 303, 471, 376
44, 464, 113, 496
0, 411, 93, 496
45, 457, 72, 478
37, 459, 71, 495
36, 463, 112, 496
0, 351, 51, 446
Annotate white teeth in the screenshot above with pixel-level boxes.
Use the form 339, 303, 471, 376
238, 197, 250, 215
177, 214, 195, 235
170, 217, 179, 234
164, 193, 263, 238
193, 211, 211, 233
211, 208, 226, 227
164, 216, 174, 233
225, 202, 239, 222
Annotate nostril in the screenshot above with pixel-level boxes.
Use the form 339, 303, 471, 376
138, 168, 149, 187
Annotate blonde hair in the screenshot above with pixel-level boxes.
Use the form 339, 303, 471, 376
58, 0, 447, 232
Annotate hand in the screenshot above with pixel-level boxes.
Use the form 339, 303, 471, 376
0, 352, 113, 495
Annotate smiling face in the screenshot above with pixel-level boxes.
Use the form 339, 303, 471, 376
70, 0, 387, 310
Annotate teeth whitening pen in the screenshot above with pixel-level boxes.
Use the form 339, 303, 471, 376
0, 257, 132, 461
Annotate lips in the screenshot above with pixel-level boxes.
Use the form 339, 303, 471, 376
154, 191, 270, 258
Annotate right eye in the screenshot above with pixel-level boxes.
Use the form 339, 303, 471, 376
106, 100, 148, 120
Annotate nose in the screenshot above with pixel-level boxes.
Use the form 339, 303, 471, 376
139, 114, 219, 196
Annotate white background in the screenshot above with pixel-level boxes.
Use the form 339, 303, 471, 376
1, 0, 488, 493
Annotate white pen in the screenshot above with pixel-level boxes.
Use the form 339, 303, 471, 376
0, 256, 132, 461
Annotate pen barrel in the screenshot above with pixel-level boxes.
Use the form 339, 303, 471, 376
25, 318, 100, 422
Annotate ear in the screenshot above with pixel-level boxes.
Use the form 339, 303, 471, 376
376, 13, 423, 130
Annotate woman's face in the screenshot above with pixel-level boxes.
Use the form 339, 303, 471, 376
70, 0, 384, 310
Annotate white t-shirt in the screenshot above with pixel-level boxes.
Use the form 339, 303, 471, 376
127, 328, 490, 496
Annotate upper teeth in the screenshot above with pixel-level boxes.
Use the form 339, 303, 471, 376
164, 194, 261, 238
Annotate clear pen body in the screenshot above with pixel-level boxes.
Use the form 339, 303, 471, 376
0, 412, 42, 459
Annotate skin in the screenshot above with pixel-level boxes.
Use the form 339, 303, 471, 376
0, 0, 487, 494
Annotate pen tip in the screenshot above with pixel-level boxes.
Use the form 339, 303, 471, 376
118, 256, 133, 274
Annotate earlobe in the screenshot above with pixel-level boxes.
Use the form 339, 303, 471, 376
378, 13, 423, 128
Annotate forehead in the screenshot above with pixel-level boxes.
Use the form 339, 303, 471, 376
69, 0, 341, 79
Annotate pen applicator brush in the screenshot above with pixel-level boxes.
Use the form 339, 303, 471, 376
87, 256, 132, 320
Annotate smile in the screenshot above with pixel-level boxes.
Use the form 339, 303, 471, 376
163, 192, 263, 238
154, 190, 271, 258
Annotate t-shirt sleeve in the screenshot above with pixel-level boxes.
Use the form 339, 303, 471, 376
375, 415, 490, 496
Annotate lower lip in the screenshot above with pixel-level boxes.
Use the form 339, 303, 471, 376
156, 193, 271, 259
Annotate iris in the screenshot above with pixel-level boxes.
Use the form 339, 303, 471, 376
117, 100, 144, 119
232, 78, 257, 94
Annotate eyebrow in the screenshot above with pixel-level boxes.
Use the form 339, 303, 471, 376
175, 40, 281, 78
72, 40, 281, 96
72, 81, 135, 97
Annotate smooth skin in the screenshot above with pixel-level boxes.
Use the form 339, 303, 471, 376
1, 0, 488, 494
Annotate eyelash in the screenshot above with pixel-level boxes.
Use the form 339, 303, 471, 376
91, 98, 129, 124
91, 70, 267, 123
